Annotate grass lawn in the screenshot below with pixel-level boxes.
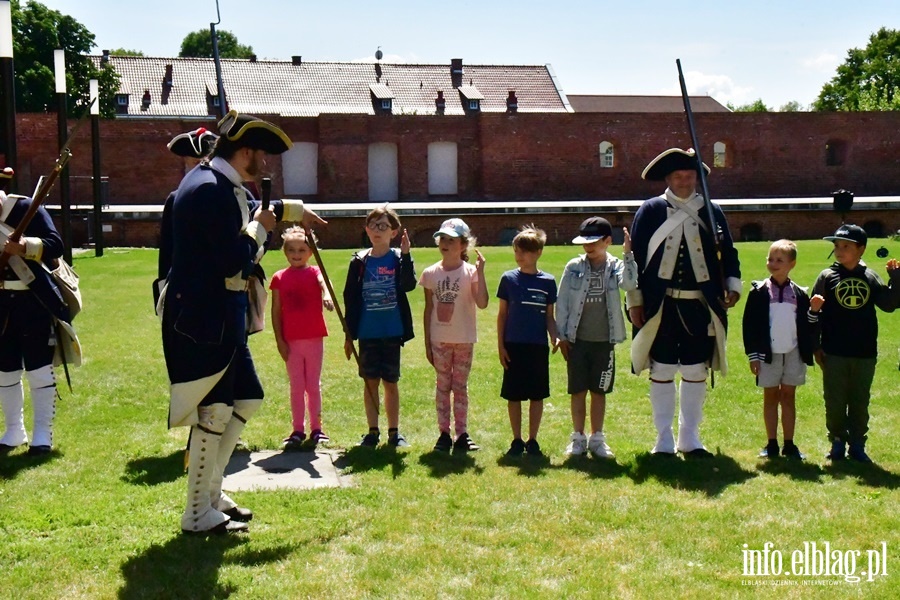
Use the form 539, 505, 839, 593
1, 240, 898, 599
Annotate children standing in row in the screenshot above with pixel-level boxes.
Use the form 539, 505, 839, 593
555, 218, 637, 459
420, 218, 489, 452
497, 225, 559, 457
809, 225, 900, 463
271, 227, 334, 448
742, 240, 814, 460
343, 206, 417, 448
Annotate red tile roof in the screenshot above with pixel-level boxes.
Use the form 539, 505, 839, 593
568, 94, 730, 113
92, 55, 571, 117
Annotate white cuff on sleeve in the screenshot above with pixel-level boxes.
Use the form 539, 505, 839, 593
726, 276, 742, 295
281, 200, 304, 223
23, 237, 44, 261
243, 221, 267, 247
626, 289, 643, 307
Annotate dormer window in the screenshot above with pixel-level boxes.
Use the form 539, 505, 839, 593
212, 96, 221, 107
458, 85, 484, 114
468, 99, 480, 111
369, 83, 394, 114
381, 99, 392, 111
116, 95, 128, 106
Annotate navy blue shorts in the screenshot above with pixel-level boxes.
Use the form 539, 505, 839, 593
358, 338, 402, 383
501, 342, 549, 401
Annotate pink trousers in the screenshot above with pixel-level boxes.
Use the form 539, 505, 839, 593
286, 338, 324, 432
431, 342, 474, 435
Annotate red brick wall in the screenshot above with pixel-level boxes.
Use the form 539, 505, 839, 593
11, 111, 900, 248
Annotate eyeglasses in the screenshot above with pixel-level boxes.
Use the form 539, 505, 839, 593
367, 222, 391, 232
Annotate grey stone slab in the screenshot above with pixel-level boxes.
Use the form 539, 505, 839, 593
223, 449, 352, 491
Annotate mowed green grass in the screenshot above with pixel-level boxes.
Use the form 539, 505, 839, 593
0, 240, 898, 599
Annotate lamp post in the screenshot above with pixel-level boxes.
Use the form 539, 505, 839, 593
90, 78, 103, 257
55, 48, 72, 263
0, 0, 16, 188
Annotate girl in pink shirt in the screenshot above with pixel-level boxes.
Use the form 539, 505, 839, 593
271, 227, 334, 447
419, 218, 489, 453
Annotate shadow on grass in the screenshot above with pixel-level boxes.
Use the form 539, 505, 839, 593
757, 458, 827, 482
334, 445, 407, 479
495, 453, 552, 477
417, 450, 485, 478
118, 534, 300, 599
629, 450, 757, 496
121, 450, 185, 486
823, 460, 900, 489
0, 447, 58, 479
561, 454, 630, 479
253, 451, 326, 481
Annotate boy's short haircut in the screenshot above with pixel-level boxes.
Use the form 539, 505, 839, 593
512, 224, 547, 253
367, 204, 401, 230
769, 239, 797, 261
282, 225, 315, 247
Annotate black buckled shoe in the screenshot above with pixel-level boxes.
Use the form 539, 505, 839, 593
223, 506, 253, 522
182, 519, 249, 536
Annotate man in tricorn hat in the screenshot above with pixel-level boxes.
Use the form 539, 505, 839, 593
0, 167, 69, 456
162, 111, 325, 535
627, 148, 741, 458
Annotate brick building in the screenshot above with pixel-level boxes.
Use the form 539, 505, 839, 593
4, 55, 900, 248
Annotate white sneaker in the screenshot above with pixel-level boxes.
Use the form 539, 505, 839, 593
565, 432, 587, 456
588, 432, 614, 459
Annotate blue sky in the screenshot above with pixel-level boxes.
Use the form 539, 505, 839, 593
35, 0, 900, 109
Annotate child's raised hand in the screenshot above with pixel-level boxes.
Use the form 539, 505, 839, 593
886, 258, 899, 272
400, 228, 411, 254
810, 294, 825, 312
622, 227, 632, 253
323, 297, 335, 312
475, 249, 486, 271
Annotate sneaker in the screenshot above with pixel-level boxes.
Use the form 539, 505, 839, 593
826, 439, 846, 461
434, 431, 452, 452
310, 429, 330, 444
781, 442, 804, 460
453, 432, 480, 452
388, 432, 409, 447
359, 432, 380, 447
283, 431, 306, 446
848, 442, 873, 464
524, 438, 543, 457
588, 432, 614, 459
506, 438, 526, 457
759, 440, 780, 459
565, 432, 588, 456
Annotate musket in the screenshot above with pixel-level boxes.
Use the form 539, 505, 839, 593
303, 225, 380, 418
676, 59, 725, 298
0, 98, 96, 271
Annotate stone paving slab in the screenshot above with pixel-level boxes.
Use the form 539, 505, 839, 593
223, 449, 351, 491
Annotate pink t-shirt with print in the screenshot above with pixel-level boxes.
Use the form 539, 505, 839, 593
419, 262, 480, 344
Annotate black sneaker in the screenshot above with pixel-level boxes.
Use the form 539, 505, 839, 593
524, 438, 543, 457
359, 432, 380, 447
826, 439, 846, 461
848, 443, 873, 463
506, 438, 526, 457
781, 442, 805, 460
759, 441, 780, 459
283, 431, 306, 447
388, 432, 409, 447
310, 429, 330, 444
453, 432, 480, 452
434, 432, 452, 452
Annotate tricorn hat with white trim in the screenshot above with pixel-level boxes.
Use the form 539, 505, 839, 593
641, 147, 710, 181
167, 127, 218, 158
216, 110, 292, 154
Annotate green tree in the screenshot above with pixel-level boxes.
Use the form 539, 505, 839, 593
727, 98, 770, 112
10, 0, 120, 117
814, 27, 900, 111
778, 100, 806, 112
179, 29, 254, 59
108, 48, 144, 57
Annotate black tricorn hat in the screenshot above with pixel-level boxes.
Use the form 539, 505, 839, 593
641, 148, 711, 181
167, 127, 218, 158
217, 110, 292, 154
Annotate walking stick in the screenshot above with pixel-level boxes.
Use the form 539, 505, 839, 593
303, 225, 380, 418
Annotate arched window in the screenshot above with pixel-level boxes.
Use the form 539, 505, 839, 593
598, 141, 614, 168
713, 141, 727, 168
